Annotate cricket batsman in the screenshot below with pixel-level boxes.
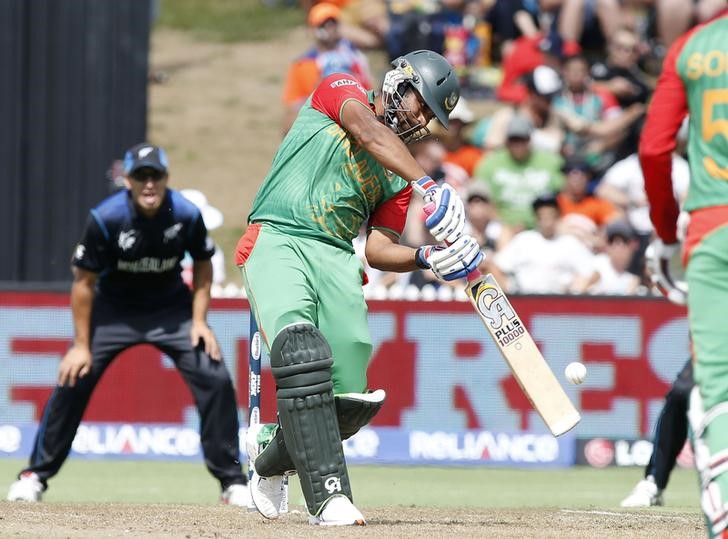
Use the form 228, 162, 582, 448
639, 7, 728, 537
236, 50, 483, 525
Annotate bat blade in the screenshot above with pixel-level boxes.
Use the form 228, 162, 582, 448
465, 273, 581, 436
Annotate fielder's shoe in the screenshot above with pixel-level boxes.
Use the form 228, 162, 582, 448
246, 423, 286, 519
7, 472, 44, 502
309, 494, 366, 526
620, 475, 664, 507
220, 483, 251, 507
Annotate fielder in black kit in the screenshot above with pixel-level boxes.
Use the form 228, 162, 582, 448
620, 358, 693, 507
6, 143, 250, 506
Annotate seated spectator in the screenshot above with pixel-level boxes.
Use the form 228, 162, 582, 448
305, 0, 391, 50
556, 157, 621, 227
590, 27, 651, 109
595, 150, 690, 273
590, 220, 640, 295
553, 54, 645, 171
497, 29, 581, 104
591, 26, 652, 161
484, 0, 540, 60
474, 114, 564, 230
655, 0, 726, 47
490, 193, 598, 294
281, 2, 372, 134
487, 65, 566, 153
552, 0, 623, 53
596, 151, 690, 240
180, 189, 226, 286
463, 181, 514, 258
439, 98, 484, 178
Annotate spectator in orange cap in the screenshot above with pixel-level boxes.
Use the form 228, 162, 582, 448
281, 2, 372, 134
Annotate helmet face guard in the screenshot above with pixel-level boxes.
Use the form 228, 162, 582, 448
383, 82, 431, 144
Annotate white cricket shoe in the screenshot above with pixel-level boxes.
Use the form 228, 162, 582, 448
221, 483, 251, 507
620, 476, 664, 507
7, 472, 44, 502
249, 471, 286, 519
309, 494, 366, 526
246, 423, 286, 519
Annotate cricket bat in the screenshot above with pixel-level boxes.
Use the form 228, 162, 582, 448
464, 272, 581, 436
413, 180, 580, 436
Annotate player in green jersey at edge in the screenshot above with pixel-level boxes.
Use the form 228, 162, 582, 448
236, 50, 483, 526
640, 7, 728, 538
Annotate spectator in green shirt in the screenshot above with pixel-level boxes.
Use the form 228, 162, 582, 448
473, 115, 564, 230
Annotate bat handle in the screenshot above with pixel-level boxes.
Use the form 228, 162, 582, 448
418, 184, 482, 281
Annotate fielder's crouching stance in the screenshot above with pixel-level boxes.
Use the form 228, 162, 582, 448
237, 50, 483, 525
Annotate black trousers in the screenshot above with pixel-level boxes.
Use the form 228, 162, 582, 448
22, 296, 246, 490
645, 358, 693, 490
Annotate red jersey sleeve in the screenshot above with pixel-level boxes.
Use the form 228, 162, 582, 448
310, 74, 371, 127
368, 185, 412, 238
639, 32, 693, 244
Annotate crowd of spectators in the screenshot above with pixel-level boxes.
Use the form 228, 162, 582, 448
252, 0, 722, 300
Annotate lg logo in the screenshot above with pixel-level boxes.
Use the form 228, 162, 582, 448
324, 476, 342, 494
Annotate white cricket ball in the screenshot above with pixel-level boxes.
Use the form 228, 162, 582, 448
565, 362, 587, 385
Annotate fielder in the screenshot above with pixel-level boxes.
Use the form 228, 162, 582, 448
621, 358, 693, 507
640, 7, 728, 537
237, 50, 482, 525
7, 144, 249, 506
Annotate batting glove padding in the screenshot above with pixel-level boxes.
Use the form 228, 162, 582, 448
382, 67, 413, 99
646, 239, 688, 305
418, 235, 483, 281
423, 184, 465, 244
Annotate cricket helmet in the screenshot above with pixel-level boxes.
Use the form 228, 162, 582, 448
383, 50, 460, 143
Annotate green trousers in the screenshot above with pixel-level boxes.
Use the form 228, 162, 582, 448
688, 223, 728, 537
239, 225, 372, 394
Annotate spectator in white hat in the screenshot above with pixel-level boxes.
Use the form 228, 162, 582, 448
485, 65, 566, 154
180, 189, 226, 286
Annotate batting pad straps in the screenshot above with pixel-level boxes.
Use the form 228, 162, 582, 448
254, 426, 296, 477
336, 389, 386, 440
688, 387, 728, 537
270, 324, 352, 516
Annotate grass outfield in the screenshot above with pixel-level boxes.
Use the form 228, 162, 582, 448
0, 459, 700, 510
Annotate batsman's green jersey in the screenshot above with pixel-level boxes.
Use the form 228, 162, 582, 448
248, 94, 407, 252
239, 74, 410, 393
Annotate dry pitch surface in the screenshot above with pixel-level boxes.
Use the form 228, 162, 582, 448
0, 503, 704, 538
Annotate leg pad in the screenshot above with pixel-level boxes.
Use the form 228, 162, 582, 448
271, 324, 351, 515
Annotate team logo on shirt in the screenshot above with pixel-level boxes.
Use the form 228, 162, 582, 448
163, 223, 183, 242
74, 244, 85, 261
118, 230, 137, 251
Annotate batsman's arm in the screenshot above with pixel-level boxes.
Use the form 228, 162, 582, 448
340, 100, 428, 182
364, 228, 420, 272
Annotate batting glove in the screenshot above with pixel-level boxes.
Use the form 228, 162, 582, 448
382, 66, 413, 98
646, 239, 688, 305
416, 235, 484, 281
